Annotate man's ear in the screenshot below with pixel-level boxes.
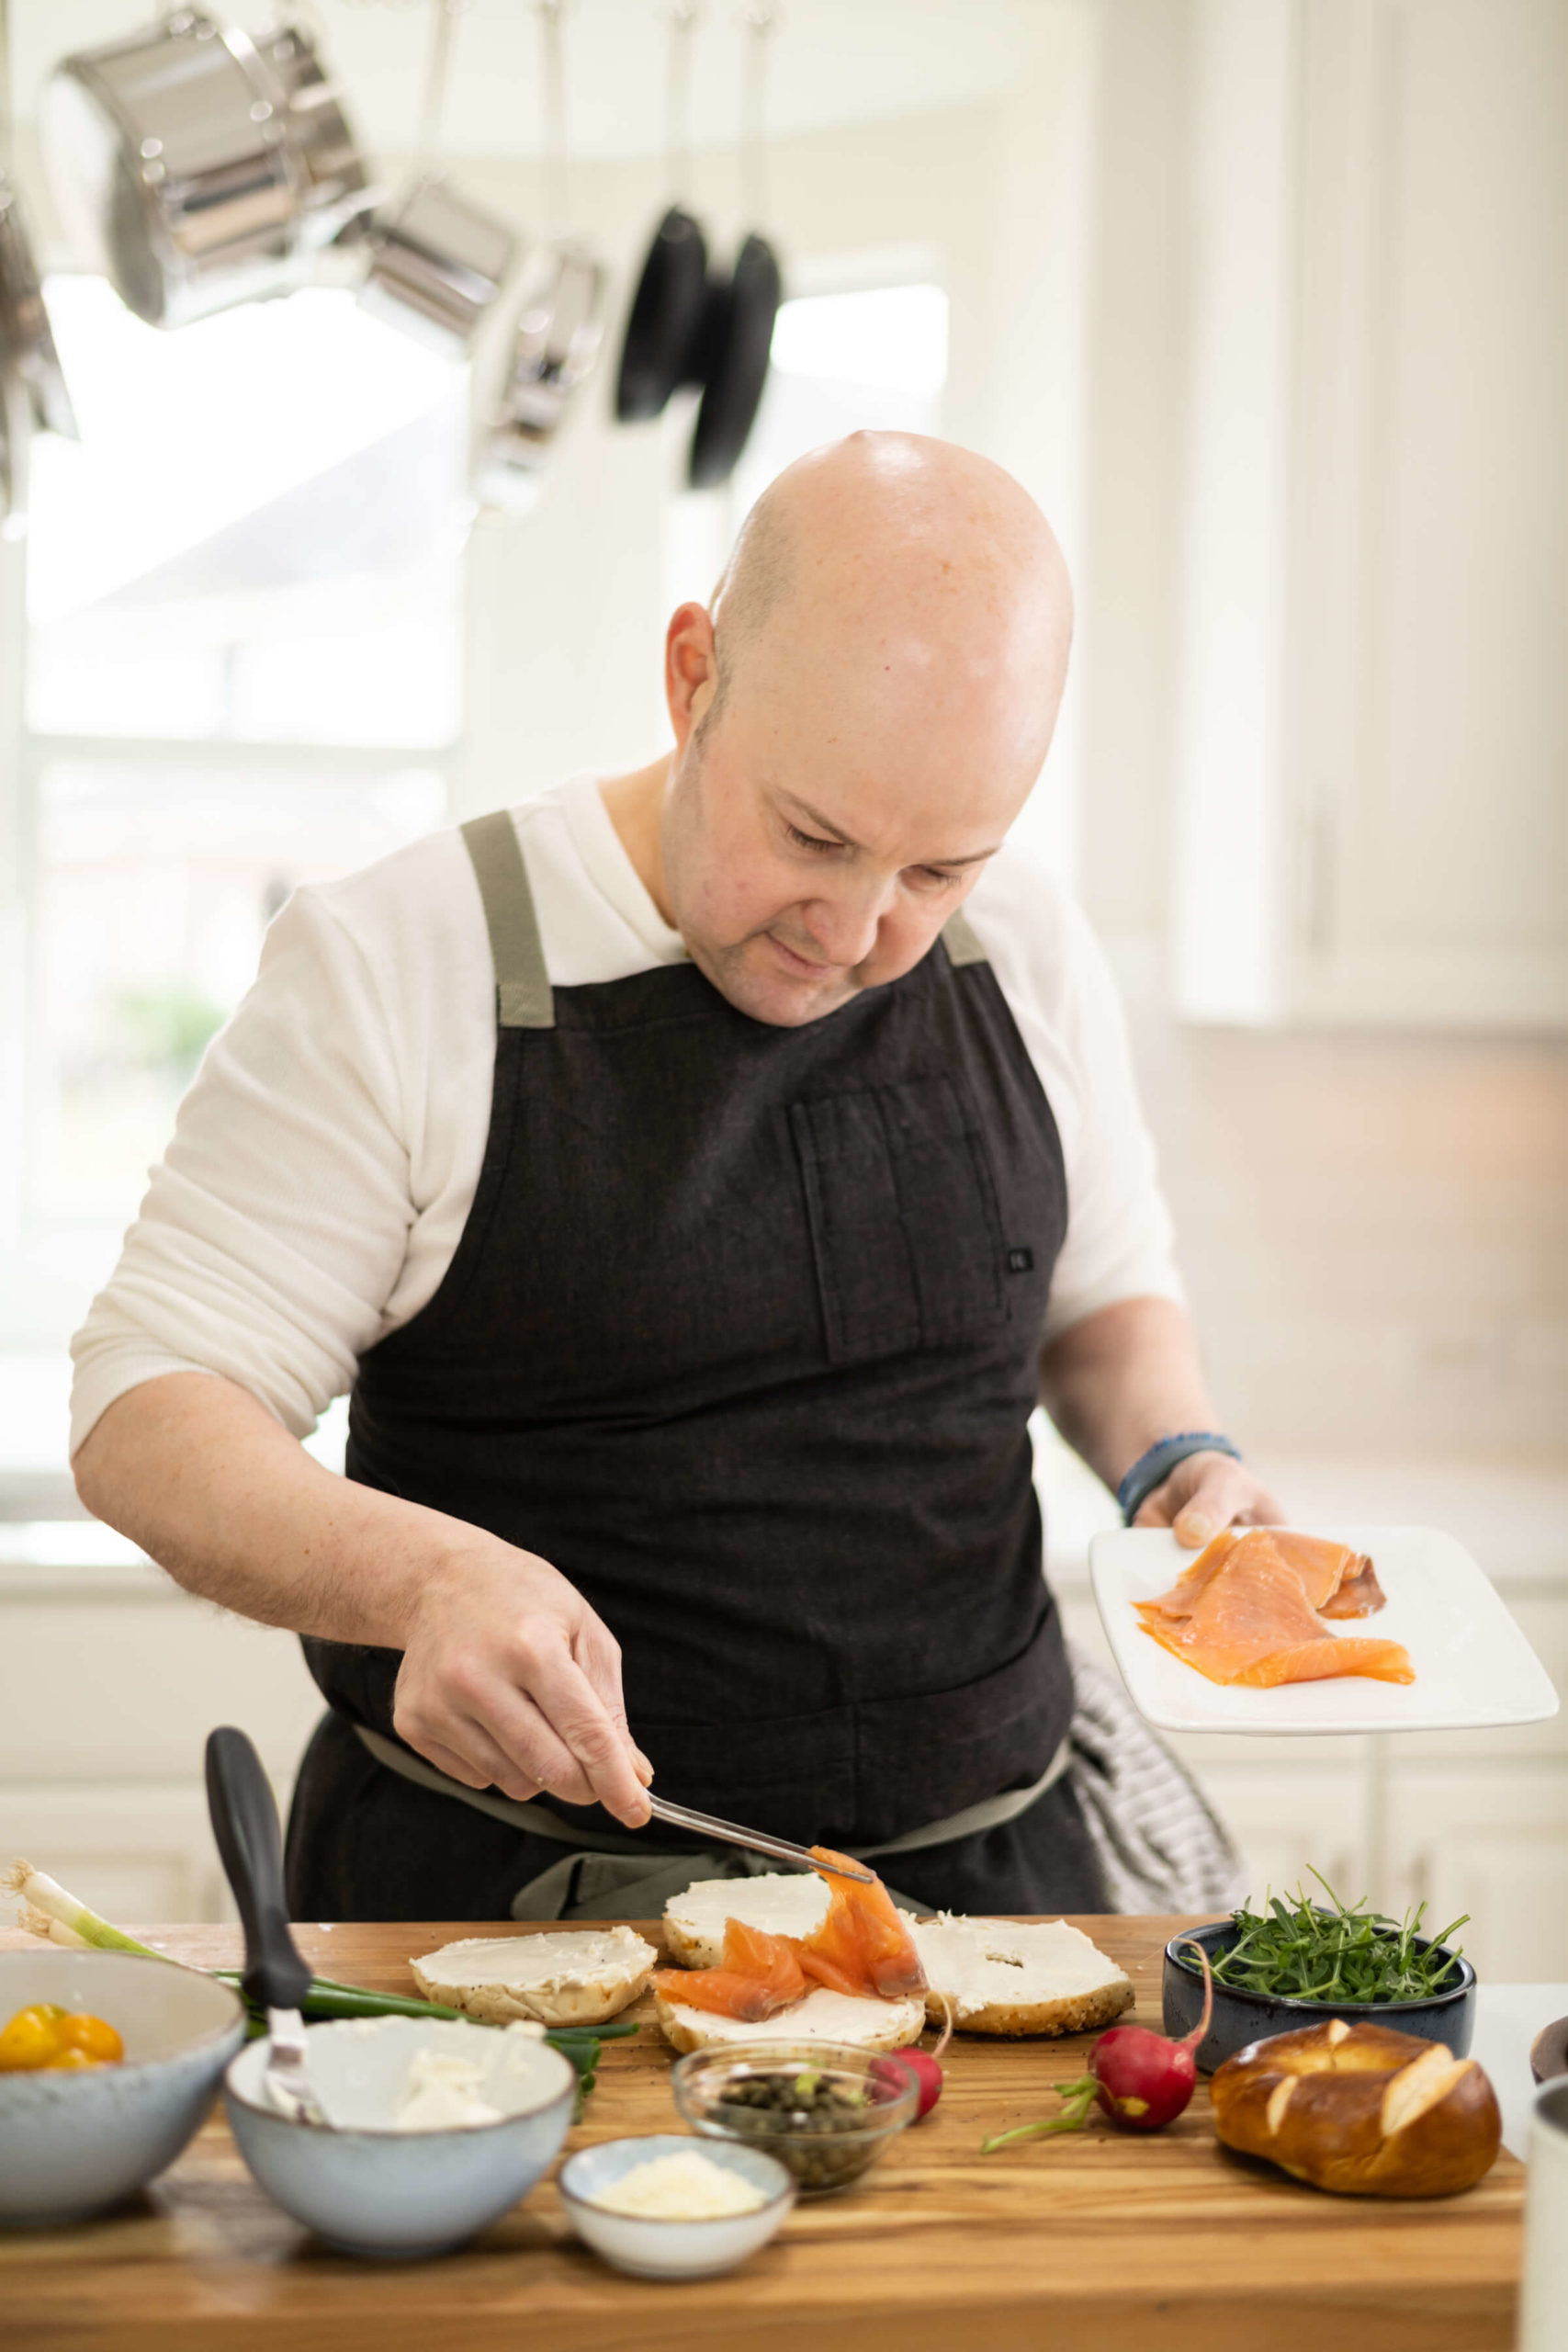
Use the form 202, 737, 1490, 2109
665, 603, 719, 748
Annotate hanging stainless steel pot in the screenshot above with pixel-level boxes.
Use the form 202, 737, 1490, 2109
40, 12, 369, 330
477, 242, 607, 515
0, 173, 77, 441
359, 174, 519, 361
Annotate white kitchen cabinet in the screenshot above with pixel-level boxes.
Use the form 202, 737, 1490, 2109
1388, 1770, 1568, 1985
1172, 0, 1568, 1030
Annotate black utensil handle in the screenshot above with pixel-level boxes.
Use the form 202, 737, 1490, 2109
205, 1726, 312, 2014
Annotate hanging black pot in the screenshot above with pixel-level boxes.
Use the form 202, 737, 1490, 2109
615, 203, 708, 423
686, 230, 780, 490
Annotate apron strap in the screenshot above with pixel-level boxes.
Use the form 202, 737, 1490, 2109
460, 810, 556, 1031
941, 907, 987, 967
461, 807, 984, 1028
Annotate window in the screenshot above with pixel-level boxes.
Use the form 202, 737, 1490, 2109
1, 276, 467, 1354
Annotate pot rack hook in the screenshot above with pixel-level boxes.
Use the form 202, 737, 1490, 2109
664, 1, 702, 208
739, 0, 779, 229
416, 0, 468, 172
536, 0, 579, 240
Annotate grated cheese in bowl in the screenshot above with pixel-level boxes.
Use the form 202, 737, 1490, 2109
587, 2148, 769, 2220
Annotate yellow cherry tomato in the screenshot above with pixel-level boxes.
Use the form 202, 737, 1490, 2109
0, 2003, 68, 2071
55, 2013, 124, 2065
43, 2045, 97, 2070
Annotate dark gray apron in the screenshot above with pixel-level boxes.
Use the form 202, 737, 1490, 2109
285, 808, 1104, 1919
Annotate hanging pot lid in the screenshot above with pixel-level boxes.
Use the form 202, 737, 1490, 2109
687, 230, 779, 491
40, 13, 369, 330
0, 172, 75, 441
477, 242, 607, 515
615, 203, 708, 423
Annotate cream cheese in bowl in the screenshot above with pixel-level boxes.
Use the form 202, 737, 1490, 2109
225, 2016, 574, 2256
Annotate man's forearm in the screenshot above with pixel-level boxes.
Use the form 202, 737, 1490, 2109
72, 1372, 470, 1646
1038, 1295, 1218, 1493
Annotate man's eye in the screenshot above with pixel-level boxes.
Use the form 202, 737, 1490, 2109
785, 823, 842, 854
918, 867, 963, 889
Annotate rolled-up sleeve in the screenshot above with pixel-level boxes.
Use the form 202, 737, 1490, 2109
69, 888, 415, 1453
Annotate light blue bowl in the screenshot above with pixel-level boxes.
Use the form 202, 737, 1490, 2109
225, 2016, 575, 2258
558, 2133, 794, 2279
0, 1950, 246, 2226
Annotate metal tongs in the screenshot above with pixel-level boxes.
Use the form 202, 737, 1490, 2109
644, 1793, 874, 1885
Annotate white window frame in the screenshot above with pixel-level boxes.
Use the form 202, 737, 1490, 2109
0, 528, 465, 1346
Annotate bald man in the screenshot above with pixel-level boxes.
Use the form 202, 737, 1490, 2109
71, 434, 1275, 1921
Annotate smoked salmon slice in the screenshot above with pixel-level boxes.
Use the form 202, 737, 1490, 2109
799, 1848, 928, 2000
1135, 1529, 1414, 1689
654, 1854, 928, 2021
651, 1917, 808, 2021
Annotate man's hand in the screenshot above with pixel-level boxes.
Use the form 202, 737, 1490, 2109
395, 1533, 654, 1824
1132, 1449, 1285, 1550
73, 1372, 654, 1827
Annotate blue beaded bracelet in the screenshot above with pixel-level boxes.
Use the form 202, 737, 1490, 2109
1116, 1431, 1242, 1526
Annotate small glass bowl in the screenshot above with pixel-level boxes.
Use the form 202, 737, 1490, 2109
671, 2041, 919, 2198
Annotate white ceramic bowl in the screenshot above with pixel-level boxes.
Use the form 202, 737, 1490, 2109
0, 1949, 247, 2225
558, 2133, 795, 2279
225, 2015, 575, 2258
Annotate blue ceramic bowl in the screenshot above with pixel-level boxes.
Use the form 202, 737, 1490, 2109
0, 1951, 246, 2225
1163, 1918, 1476, 2075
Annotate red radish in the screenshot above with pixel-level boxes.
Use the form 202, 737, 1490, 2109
894, 2047, 944, 2120
874, 1991, 953, 2120
980, 1940, 1213, 2152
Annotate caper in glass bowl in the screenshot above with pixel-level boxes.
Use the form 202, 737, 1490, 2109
671, 2041, 919, 2197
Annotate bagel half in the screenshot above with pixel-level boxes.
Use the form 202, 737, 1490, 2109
661, 1877, 1134, 2040
1211, 2018, 1501, 2197
410, 1927, 656, 2028
912, 1914, 1134, 2038
655, 1985, 927, 2056
662, 1871, 836, 1967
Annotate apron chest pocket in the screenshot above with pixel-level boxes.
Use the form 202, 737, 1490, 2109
789, 1075, 1009, 1363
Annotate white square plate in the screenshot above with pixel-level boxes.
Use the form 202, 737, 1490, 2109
1089, 1524, 1561, 1736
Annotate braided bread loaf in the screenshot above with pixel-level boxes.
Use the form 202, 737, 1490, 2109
1211, 2018, 1500, 2197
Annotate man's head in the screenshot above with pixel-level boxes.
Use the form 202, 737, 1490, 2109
659, 431, 1073, 1027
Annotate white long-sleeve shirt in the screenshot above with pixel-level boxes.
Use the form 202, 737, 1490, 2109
70, 773, 1183, 1454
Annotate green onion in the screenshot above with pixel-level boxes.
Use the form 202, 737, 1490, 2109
6, 1857, 635, 2104
1201, 1868, 1468, 2005
4, 1860, 164, 1956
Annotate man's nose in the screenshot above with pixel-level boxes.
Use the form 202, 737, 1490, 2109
801, 878, 893, 969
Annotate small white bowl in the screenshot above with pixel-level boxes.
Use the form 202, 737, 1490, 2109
225, 2016, 575, 2258
0, 1950, 246, 2226
558, 2132, 794, 2279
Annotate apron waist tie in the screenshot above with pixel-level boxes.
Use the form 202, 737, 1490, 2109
353, 1720, 1071, 1872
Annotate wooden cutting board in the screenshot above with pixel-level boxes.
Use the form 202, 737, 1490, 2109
0, 1917, 1523, 2352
